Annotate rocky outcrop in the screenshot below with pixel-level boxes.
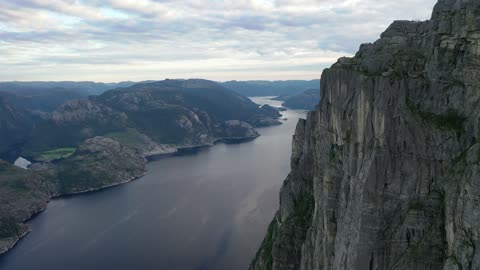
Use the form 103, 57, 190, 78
252, 1, 480, 269
261, 104, 283, 118
51, 99, 127, 125
47, 137, 147, 194
217, 120, 260, 140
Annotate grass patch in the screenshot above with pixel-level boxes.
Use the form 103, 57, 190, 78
34, 147, 76, 162
406, 99, 466, 133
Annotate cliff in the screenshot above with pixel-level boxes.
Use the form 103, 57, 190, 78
251, 0, 480, 269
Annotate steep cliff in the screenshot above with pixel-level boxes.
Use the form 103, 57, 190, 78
251, 0, 480, 269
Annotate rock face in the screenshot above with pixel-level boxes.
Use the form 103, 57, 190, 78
218, 120, 260, 140
251, 1, 480, 270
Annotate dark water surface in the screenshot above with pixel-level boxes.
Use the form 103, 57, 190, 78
0, 97, 307, 270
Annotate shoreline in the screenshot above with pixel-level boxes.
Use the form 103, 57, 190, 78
0, 134, 260, 257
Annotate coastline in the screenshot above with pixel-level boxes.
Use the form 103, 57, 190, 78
0, 134, 261, 257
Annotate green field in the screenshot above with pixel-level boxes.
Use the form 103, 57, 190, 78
34, 148, 77, 161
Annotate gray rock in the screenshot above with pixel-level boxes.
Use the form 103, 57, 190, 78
220, 120, 260, 139
251, 0, 480, 269
261, 104, 283, 118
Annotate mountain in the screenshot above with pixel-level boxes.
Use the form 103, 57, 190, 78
221, 80, 320, 97
251, 1, 480, 270
0, 89, 85, 113
0, 81, 144, 112
0, 81, 140, 96
16, 79, 279, 159
0, 97, 35, 162
281, 89, 320, 110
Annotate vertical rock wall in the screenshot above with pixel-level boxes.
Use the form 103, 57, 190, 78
251, 0, 480, 269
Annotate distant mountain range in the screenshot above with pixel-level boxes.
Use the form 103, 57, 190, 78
279, 89, 321, 110
0, 79, 282, 162
221, 80, 320, 97
0, 80, 319, 112
0, 81, 147, 112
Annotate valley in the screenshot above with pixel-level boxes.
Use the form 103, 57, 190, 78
0, 97, 307, 270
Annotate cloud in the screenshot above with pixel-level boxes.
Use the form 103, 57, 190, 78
0, 0, 438, 81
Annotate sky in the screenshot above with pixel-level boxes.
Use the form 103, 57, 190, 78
0, 0, 438, 82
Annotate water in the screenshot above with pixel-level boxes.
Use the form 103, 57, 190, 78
0, 97, 307, 270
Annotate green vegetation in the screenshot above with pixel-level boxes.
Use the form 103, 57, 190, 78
0, 217, 19, 238
0, 161, 52, 242
0, 161, 34, 191
104, 128, 144, 148
329, 145, 336, 163
250, 220, 278, 270
34, 147, 76, 162
291, 193, 315, 227
406, 98, 466, 133
55, 154, 116, 194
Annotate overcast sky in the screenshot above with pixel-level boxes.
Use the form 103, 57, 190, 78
0, 0, 438, 82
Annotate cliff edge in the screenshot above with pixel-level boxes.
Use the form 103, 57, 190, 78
251, 0, 480, 269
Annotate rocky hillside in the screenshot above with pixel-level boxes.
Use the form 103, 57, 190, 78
18, 79, 279, 158
0, 161, 52, 255
46, 137, 147, 194
251, 1, 480, 269
281, 88, 320, 110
